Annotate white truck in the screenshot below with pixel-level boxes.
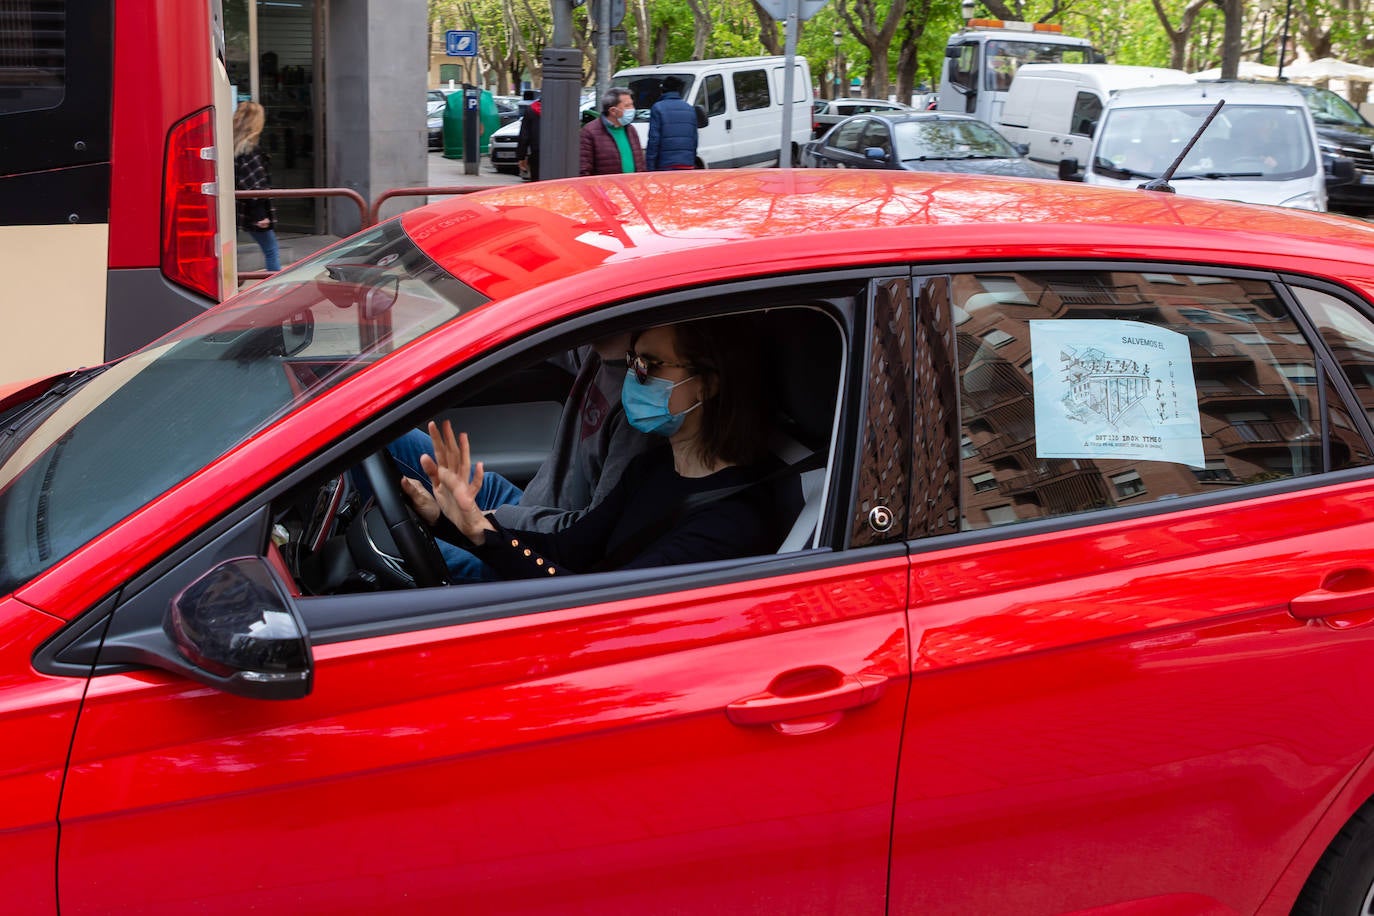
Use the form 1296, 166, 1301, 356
937, 18, 1104, 129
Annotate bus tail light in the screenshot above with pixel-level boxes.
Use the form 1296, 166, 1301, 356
161, 106, 221, 300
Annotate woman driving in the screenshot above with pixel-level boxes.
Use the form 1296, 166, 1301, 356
402, 315, 779, 578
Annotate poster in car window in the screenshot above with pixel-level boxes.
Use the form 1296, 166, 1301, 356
1030, 319, 1204, 468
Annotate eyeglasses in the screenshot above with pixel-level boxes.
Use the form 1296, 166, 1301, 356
627, 351, 695, 384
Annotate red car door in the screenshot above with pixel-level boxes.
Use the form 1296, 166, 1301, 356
889, 268, 1374, 913
54, 284, 914, 914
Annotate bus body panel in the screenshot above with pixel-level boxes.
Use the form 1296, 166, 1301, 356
0, 225, 108, 382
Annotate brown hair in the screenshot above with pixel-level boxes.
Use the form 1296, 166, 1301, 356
643, 315, 771, 468
233, 101, 265, 156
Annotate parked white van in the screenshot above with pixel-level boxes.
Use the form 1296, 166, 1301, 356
1083, 81, 1327, 210
997, 64, 1195, 171
613, 56, 813, 169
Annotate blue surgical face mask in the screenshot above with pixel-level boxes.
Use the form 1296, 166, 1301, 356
622, 370, 700, 436
618, 108, 636, 127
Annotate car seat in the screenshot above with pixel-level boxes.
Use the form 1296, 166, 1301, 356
754, 308, 843, 552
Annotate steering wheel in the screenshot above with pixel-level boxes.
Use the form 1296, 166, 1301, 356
358, 450, 450, 588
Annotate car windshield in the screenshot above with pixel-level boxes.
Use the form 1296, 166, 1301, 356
1094, 104, 1316, 180
0, 220, 485, 594
1301, 87, 1371, 128
895, 118, 1016, 160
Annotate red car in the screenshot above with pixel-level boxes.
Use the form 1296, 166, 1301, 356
6, 170, 1374, 914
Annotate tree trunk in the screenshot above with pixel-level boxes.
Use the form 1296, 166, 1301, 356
1150, 0, 1210, 71
750, 1, 782, 56
894, 0, 934, 107
837, 0, 902, 100
633, 0, 652, 65
687, 0, 712, 61
1217, 0, 1243, 80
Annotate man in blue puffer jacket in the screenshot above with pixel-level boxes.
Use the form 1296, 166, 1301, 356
646, 76, 701, 170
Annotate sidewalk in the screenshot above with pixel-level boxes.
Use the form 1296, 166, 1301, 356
236, 152, 522, 274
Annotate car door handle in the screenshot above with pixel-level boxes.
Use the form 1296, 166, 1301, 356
726, 667, 887, 726
1050, 137, 1061, 143
725, 119, 732, 130
1290, 568, 1374, 620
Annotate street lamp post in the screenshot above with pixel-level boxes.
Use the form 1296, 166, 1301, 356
832, 31, 842, 99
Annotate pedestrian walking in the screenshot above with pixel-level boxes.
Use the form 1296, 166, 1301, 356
646, 76, 700, 171
580, 88, 645, 177
232, 101, 280, 272
517, 98, 542, 181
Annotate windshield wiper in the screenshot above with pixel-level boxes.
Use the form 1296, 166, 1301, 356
0, 365, 109, 444
1174, 171, 1264, 180
1096, 163, 1156, 180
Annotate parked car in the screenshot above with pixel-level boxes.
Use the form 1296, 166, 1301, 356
802, 111, 1054, 178
11, 170, 1374, 914
427, 108, 444, 150
811, 97, 914, 137
1291, 83, 1374, 214
1083, 81, 1329, 209
489, 101, 598, 174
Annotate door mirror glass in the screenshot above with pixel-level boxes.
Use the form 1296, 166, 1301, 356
165, 557, 313, 700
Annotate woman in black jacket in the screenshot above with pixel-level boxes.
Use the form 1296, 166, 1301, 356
404, 315, 780, 578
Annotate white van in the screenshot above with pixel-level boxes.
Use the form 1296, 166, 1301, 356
613, 56, 813, 169
997, 64, 1195, 171
1084, 82, 1327, 210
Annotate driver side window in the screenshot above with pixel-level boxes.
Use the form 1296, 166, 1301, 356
265, 300, 850, 616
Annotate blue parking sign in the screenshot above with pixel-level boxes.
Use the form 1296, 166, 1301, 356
445, 30, 478, 57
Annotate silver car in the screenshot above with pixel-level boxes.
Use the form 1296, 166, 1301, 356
812, 98, 913, 138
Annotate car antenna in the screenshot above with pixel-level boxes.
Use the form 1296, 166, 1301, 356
1138, 99, 1225, 194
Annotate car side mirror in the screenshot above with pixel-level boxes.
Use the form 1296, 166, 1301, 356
1326, 156, 1356, 185
1058, 157, 1081, 181
864, 147, 888, 160
163, 558, 314, 700
1015, 142, 1030, 157
945, 46, 961, 59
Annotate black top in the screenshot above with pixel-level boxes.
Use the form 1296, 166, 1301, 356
435, 446, 777, 579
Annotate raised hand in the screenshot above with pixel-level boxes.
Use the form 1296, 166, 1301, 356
417, 420, 496, 544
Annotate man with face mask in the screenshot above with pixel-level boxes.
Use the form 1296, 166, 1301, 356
580, 88, 646, 176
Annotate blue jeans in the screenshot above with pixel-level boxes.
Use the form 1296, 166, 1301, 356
248, 227, 281, 271
385, 429, 523, 580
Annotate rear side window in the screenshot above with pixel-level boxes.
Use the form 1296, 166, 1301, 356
1292, 286, 1374, 431
1070, 91, 1101, 136
947, 270, 1370, 531
701, 74, 726, 117
733, 69, 771, 111
829, 118, 867, 153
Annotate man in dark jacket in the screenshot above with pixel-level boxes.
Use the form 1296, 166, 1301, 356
516, 99, 541, 180
580, 88, 645, 176
646, 76, 700, 170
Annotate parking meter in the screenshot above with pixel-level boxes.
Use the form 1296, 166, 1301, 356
463, 86, 480, 175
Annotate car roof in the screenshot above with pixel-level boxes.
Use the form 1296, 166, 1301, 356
400, 170, 1374, 307
1108, 80, 1308, 108
1012, 63, 1195, 92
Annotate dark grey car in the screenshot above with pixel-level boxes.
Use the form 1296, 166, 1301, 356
802, 111, 1054, 179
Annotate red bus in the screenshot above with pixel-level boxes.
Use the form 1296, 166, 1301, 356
0, 0, 235, 385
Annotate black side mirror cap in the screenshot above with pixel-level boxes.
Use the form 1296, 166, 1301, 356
163, 558, 314, 700
1058, 157, 1081, 181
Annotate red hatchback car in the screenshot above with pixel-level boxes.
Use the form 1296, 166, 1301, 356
7, 170, 1374, 915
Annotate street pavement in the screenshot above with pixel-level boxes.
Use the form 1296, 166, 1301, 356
236, 151, 522, 278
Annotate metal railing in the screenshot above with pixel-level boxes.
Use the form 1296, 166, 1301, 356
233, 185, 482, 286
